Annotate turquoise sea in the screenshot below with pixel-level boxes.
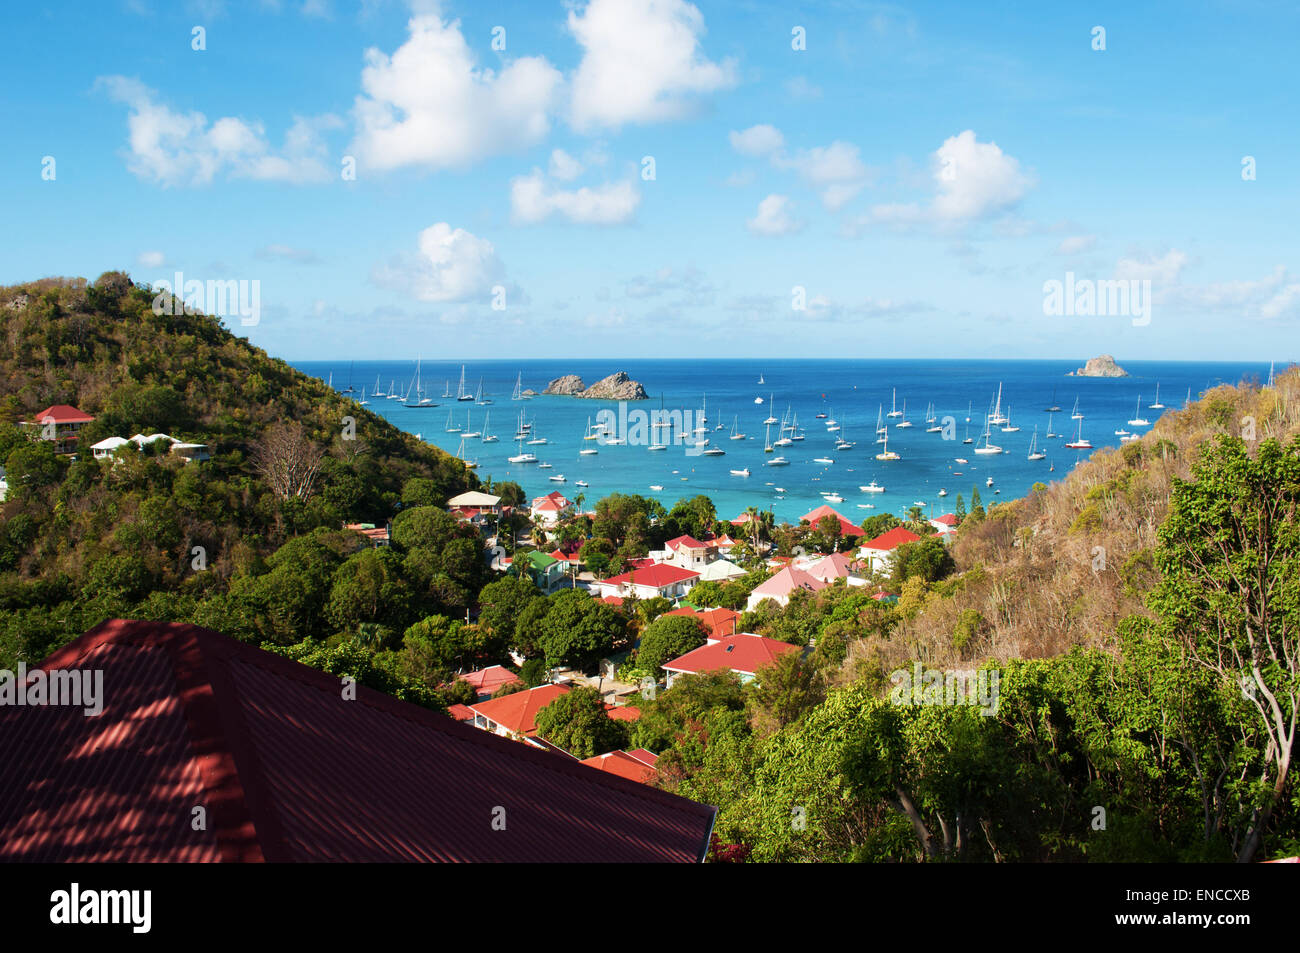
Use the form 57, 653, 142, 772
294, 359, 1278, 524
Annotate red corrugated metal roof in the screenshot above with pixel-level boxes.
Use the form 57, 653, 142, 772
602, 563, 700, 589
662, 633, 800, 677
26, 404, 95, 424
0, 620, 716, 863
580, 751, 658, 784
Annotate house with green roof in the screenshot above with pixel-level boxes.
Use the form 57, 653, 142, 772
511, 549, 566, 594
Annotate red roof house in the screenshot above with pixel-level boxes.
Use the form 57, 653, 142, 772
801, 505, 864, 537
580, 751, 658, 784
859, 526, 923, 572
0, 620, 715, 862
595, 563, 700, 600
457, 664, 522, 699
21, 404, 96, 454
466, 683, 570, 741
745, 565, 827, 611
664, 606, 742, 637
661, 633, 801, 687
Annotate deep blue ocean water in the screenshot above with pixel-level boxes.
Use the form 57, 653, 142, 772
294, 359, 1274, 524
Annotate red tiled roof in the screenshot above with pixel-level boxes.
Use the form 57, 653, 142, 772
932, 513, 959, 526
604, 705, 641, 722
663, 633, 800, 677
26, 404, 95, 425
0, 620, 714, 862
664, 534, 708, 551
467, 684, 569, 737
862, 527, 922, 552
458, 665, 521, 696
580, 751, 658, 784
602, 563, 700, 589
801, 505, 863, 536
448, 704, 476, 722
531, 491, 573, 511
664, 606, 741, 637
626, 749, 659, 768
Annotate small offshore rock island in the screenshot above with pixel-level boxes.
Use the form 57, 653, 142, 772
1069, 354, 1129, 377
541, 371, 649, 400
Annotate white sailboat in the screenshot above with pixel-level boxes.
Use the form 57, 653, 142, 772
895, 400, 912, 428
1149, 383, 1164, 409
1065, 417, 1092, 449
358, 386, 368, 406
729, 415, 746, 441
387, 379, 401, 400
1127, 395, 1150, 427
763, 396, 778, 426
1046, 411, 1060, 438
444, 409, 461, 432
1027, 427, 1046, 461
875, 430, 900, 461
887, 388, 903, 418
1000, 406, 1020, 433
372, 374, 384, 398
925, 402, 942, 433
481, 412, 499, 443
1070, 396, 1083, 420
456, 437, 477, 469
989, 383, 1008, 426
462, 409, 481, 439
974, 415, 1003, 455
455, 365, 474, 402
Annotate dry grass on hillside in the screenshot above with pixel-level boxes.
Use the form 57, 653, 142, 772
847, 367, 1300, 678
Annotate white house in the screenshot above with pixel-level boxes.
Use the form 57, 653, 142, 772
858, 527, 923, 574
592, 563, 700, 601
530, 490, 573, 526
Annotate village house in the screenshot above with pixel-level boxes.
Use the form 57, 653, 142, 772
745, 564, 827, 611
467, 683, 571, 746
696, 558, 746, 583
21, 404, 95, 455
662, 632, 802, 689
858, 526, 923, 574
512, 549, 567, 594
580, 749, 659, 785
650, 534, 714, 571
929, 513, 959, 539
457, 664, 522, 700
91, 432, 210, 463
593, 563, 700, 601
800, 504, 865, 539
662, 605, 742, 638
530, 490, 574, 526
447, 490, 502, 526
344, 522, 391, 547
804, 551, 869, 586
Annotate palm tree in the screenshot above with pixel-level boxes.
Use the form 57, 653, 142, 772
743, 505, 760, 551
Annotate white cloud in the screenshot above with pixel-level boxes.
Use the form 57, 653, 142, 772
866, 130, 1033, 227
350, 14, 562, 171
137, 250, 166, 268
372, 223, 505, 302
548, 148, 585, 181
747, 194, 802, 236
1056, 235, 1097, 255
1115, 249, 1187, 285
568, 0, 737, 131
932, 130, 1032, 221
98, 76, 340, 186
729, 124, 784, 157
1165, 264, 1300, 320
510, 169, 640, 225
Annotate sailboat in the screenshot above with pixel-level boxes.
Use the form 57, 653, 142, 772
924, 402, 942, 433
526, 422, 548, 445
455, 436, 477, 469
462, 410, 481, 439
328, 371, 333, 389
694, 394, 709, 433
1027, 427, 1046, 461
1149, 383, 1164, 409
758, 372, 765, 384
875, 405, 888, 443
405, 358, 432, 407
1065, 417, 1092, 449
989, 383, 1008, 426
886, 387, 902, 418
875, 430, 900, 461
1267, 361, 1276, 389
763, 420, 774, 454
965, 400, 972, 423
456, 365, 475, 402
481, 412, 499, 443
1046, 411, 1060, 438
442, 380, 452, 399
962, 423, 973, 445
1000, 406, 1020, 433
1185, 387, 1192, 407
790, 412, 805, 441
1127, 395, 1150, 427
1045, 387, 1061, 413
445, 409, 461, 433
729, 415, 746, 441
583, 416, 602, 441
763, 396, 778, 426
1070, 396, 1083, 420
358, 386, 368, 406
475, 378, 490, 405
511, 373, 524, 401
895, 400, 912, 428
387, 379, 401, 400
372, 374, 385, 398
974, 415, 1003, 455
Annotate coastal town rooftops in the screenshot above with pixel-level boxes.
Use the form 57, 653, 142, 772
664, 534, 709, 551
24, 404, 94, 425
931, 513, 959, 527
806, 551, 862, 582
447, 490, 501, 508
467, 683, 570, 737
662, 632, 801, 678
0, 620, 714, 862
601, 563, 700, 589
801, 504, 864, 537
531, 490, 573, 511
862, 526, 923, 552
749, 565, 826, 602
665, 605, 742, 637
580, 750, 657, 784
458, 664, 521, 697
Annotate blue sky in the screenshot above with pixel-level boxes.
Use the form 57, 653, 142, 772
3, 0, 1298, 361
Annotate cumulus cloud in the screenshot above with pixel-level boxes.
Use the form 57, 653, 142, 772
1164, 263, 1300, 321
98, 76, 340, 186
372, 223, 505, 302
747, 194, 802, 236
510, 169, 640, 225
729, 124, 784, 157
568, 0, 737, 131
548, 148, 585, 181
1115, 249, 1188, 285
865, 130, 1033, 227
350, 14, 562, 171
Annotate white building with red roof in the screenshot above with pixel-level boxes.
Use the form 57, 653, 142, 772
805, 551, 869, 586
859, 526, 923, 574
929, 513, 959, 538
745, 565, 828, 611
593, 563, 700, 601
652, 534, 714, 571
662, 633, 802, 688
21, 404, 95, 454
530, 490, 574, 526
457, 664, 522, 700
